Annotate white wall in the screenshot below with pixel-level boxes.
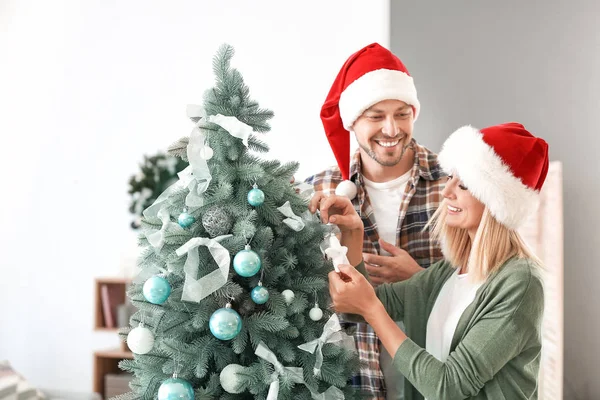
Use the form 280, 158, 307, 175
390, 1, 600, 398
0, 0, 390, 392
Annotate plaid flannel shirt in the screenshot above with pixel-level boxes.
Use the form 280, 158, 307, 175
305, 140, 446, 399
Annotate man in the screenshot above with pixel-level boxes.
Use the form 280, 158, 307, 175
305, 43, 446, 399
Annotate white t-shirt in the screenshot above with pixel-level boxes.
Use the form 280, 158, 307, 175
363, 171, 411, 399
362, 171, 411, 255
426, 269, 484, 363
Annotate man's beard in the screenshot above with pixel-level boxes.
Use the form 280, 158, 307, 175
359, 137, 413, 167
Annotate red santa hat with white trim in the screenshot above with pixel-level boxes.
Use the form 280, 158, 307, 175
438, 122, 549, 230
320, 43, 420, 200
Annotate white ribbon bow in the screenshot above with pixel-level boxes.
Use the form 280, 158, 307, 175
298, 314, 354, 376
322, 234, 349, 273
277, 201, 305, 231
254, 340, 347, 399
206, 114, 253, 147
255, 341, 305, 400
175, 235, 232, 302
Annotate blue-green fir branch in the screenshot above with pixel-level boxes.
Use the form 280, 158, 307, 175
140, 216, 162, 230
290, 277, 328, 293
287, 292, 309, 316
212, 281, 245, 301
167, 136, 189, 161
265, 292, 287, 316
231, 322, 249, 354
248, 135, 270, 152
255, 198, 283, 226
194, 373, 222, 400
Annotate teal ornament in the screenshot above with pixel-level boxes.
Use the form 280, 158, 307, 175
209, 304, 242, 340
143, 275, 171, 305
158, 377, 195, 400
251, 283, 269, 305
233, 245, 261, 277
247, 186, 265, 207
178, 212, 195, 228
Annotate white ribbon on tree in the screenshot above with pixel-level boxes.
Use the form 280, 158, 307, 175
184, 126, 212, 207
175, 235, 232, 302
143, 109, 254, 222
145, 207, 177, 250
255, 341, 305, 400
206, 114, 253, 147
322, 234, 349, 273
298, 314, 354, 376
143, 128, 211, 220
277, 201, 305, 231
142, 166, 194, 219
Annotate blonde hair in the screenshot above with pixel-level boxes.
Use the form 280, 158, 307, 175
428, 199, 542, 282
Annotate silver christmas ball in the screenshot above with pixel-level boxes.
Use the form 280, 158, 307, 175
201, 206, 233, 237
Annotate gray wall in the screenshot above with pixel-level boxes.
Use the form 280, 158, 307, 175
391, 1, 600, 399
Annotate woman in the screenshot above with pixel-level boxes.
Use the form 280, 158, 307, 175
311, 122, 549, 400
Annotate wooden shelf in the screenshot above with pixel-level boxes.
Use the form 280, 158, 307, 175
93, 277, 135, 398
93, 349, 134, 399
95, 348, 134, 360
94, 278, 132, 330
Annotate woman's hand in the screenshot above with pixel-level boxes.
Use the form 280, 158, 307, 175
331, 266, 407, 364
329, 264, 379, 316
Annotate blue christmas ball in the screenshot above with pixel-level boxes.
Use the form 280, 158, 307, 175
143, 275, 171, 305
209, 307, 242, 340
178, 212, 195, 228
247, 188, 265, 207
158, 377, 195, 400
233, 249, 261, 277
251, 285, 269, 305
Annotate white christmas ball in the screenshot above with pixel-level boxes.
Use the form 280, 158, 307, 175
220, 364, 246, 394
309, 306, 323, 321
200, 146, 214, 160
282, 289, 295, 305
127, 325, 155, 354
335, 180, 357, 200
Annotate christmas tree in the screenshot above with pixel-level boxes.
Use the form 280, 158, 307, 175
118, 44, 360, 400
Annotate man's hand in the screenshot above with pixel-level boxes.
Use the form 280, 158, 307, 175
309, 192, 364, 266
364, 239, 424, 285
309, 192, 363, 233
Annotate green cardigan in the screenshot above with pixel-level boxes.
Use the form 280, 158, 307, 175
351, 257, 544, 400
